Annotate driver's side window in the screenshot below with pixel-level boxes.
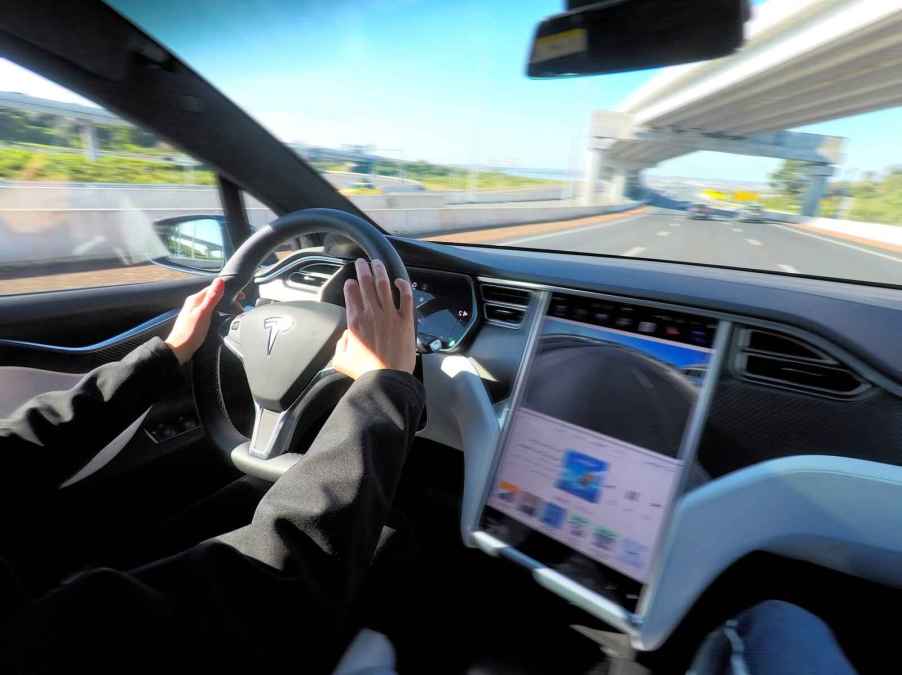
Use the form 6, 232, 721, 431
0, 59, 230, 296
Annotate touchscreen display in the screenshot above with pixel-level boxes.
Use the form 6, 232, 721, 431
484, 298, 716, 586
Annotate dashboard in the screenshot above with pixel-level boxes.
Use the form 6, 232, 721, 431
253, 242, 902, 652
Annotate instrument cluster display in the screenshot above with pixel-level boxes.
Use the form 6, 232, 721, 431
408, 267, 476, 352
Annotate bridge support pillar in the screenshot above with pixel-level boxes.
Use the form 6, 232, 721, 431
605, 167, 627, 203
80, 123, 98, 161
801, 163, 834, 218
582, 148, 603, 205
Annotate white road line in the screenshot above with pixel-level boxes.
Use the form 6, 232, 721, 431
670, 222, 681, 227
504, 213, 647, 245
765, 221, 902, 264
622, 246, 646, 256
732, 227, 743, 232
657, 230, 671, 237
777, 264, 800, 273
745, 238, 763, 246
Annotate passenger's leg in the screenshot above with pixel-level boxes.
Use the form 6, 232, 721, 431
687, 600, 858, 675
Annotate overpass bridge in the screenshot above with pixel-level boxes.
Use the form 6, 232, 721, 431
0, 90, 128, 161
585, 0, 902, 216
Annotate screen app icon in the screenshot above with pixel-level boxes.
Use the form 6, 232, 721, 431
556, 450, 608, 503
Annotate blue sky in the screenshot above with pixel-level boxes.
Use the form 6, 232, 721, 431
92, 1, 902, 182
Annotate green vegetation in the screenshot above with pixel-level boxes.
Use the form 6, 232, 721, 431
370, 159, 556, 191
311, 158, 557, 192
0, 107, 213, 184
760, 193, 841, 218
0, 107, 553, 191
767, 160, 902, 224
0, 146, 215, 184
845, 170, 902, 224
0, 108, 163, 152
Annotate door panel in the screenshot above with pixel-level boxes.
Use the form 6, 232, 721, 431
0, 277, 211, 486
0, 278, 208, 346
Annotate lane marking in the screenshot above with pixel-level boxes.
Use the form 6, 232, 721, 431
765, 221, 902, 265
745, 238, 763, 246
657, 230, 671, 237
777, 264, 800, 273
732, 227, 743, 232
670, 222, 681, 227
622, 246, 646, 256
504, 213, 647, 245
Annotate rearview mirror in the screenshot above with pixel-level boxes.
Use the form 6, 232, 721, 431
527, 0, 749, 78
153, 215, 229, 273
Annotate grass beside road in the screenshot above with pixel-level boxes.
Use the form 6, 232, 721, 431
0, 146, 215, 184
315, 159, 559, 193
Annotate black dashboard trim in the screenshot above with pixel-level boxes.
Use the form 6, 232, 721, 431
389, 237, 902, 394
478, 275, 898, 398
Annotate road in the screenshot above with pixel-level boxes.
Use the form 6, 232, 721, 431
491, 207, 902, 286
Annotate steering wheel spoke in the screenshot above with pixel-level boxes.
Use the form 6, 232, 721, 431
248, 368, 346, 459
248, 401, 299, 459
222, 314, 244, 361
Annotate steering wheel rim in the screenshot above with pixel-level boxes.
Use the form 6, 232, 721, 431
193, 207, 410, 470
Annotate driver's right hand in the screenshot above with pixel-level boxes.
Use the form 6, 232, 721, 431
332, 258, 416, 380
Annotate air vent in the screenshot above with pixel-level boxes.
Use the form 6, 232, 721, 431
287, 262, 341, 289
481, 283, 531, 328
481, 284, 531, 307
742, 329, 829, 362
485, 304, 526, 325
734, 328, 868, 398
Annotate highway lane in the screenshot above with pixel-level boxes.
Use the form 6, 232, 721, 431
496, 208, 902, 286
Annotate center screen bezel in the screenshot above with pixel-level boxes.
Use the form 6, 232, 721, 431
475, 289, 724, 615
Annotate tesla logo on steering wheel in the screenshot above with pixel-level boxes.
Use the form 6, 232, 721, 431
263, 316, 293, 355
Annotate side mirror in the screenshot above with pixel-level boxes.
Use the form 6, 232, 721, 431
527, 0, 749, 78
153, 215, 230, 273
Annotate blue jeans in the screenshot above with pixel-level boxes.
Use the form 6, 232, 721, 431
688, 600, 857, 675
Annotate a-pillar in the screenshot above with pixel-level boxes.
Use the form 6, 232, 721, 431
801, 163, 834, 218
80, 122, 98, 161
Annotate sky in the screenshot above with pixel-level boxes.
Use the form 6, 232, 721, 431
2, 0, 900, 183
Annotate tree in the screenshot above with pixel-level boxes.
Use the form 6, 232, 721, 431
769, 159, 808, 198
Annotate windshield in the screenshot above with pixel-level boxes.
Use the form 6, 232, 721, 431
109, 1, 902, 287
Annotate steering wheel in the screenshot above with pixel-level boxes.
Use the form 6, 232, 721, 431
193, 208, 409, 478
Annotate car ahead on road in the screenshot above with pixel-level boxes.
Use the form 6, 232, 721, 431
2, 2, 902, 674
688, 203, 715, 219
736, 204, 766, 222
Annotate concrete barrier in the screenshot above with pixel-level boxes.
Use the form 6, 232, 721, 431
444, 186, 567, 204
0, 180, 566, 211
0, 180, 640, 269
799, 217, 902, 247
369, 201, 641, 237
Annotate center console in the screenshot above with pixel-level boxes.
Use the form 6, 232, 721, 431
468, 284, 729, 629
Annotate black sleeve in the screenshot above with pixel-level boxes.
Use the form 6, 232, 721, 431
2, 368, 426, 675
218, 368, 426, 604
0, 337, 183, 490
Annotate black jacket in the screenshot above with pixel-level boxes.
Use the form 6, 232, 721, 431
0, 337, 425, 674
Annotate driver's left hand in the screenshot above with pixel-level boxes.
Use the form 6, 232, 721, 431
165, 278, 225, 364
